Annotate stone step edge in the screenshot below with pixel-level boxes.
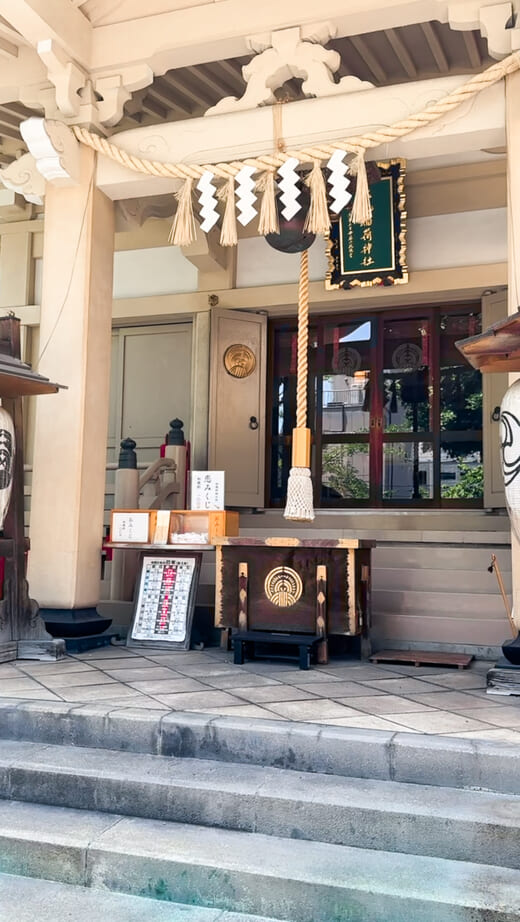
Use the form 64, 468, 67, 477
1, 800, 520, 922
1, 739, 519, 869
0, 700, 519, 794
0, 871, 280, 922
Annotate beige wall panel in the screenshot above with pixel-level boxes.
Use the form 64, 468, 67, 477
209, 308, 267, 507
372, 614, 510, 647
113, 246, 198, 298
109, 323, 192, 467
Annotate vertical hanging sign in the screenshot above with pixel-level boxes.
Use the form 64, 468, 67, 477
326, 159, 408, 289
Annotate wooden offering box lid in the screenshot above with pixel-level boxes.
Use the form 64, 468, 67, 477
213, 536, 376, 549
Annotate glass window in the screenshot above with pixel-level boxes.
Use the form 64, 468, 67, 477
268, 306, 482, 508
383, 318, 431, 432
321, 443, 370, 501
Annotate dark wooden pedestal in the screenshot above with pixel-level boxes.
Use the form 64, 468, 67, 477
214, 536, 374, 667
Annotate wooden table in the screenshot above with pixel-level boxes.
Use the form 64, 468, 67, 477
213, 536, 375, 663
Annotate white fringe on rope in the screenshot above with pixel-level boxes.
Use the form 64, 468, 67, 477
284, 467, 315, 522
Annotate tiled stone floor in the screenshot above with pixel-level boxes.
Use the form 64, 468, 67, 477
2, 645, 520, 741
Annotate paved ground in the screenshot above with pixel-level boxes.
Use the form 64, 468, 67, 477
1, 646, 520, 740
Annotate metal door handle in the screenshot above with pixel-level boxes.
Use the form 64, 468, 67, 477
249, 416, 259, 430
492, 406, 501, 422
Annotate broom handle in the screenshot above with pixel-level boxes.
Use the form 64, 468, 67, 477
491, 554, 516, 637
295, 249, 309, 430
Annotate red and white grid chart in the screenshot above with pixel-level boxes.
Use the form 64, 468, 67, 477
131, 556, 197, 643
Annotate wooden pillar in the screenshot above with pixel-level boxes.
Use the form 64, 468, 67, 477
28, 146, 115, 611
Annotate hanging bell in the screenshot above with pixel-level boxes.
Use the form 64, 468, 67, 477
265, 181, 315, 254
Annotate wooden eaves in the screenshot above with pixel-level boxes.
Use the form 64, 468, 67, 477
456, 308, 520, 373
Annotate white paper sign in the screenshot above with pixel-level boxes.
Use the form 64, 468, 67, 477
111, 511, 149, 543
190, 470, 225, 510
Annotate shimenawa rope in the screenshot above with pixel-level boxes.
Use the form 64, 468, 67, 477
71, 50, 520, 243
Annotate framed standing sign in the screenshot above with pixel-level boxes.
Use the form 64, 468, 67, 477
326, 159, 408, 290
127, 552, 202, 650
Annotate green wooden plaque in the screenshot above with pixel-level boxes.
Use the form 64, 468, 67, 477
326, 159, 407, 289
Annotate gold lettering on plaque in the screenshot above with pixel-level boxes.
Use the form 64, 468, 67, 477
224, 344, 256, 379
264, 566, 303, 607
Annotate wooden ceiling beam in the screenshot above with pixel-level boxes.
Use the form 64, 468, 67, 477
186, 64, 237, 100
217, 58, 246, 86
0, 124, 22, 140
161, 71, 212, 110
462, 30, 482, 69
384, 27, 417, 79
140, 95, 168, 120
421, 22, 449, 72
349, 35, 387, 84
147, 83, 192, 116
0, 107, 21, 128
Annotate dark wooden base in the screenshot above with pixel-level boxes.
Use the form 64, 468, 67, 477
233, 630, 324, 670
17, 639, 66, 661
370, 649, 474, 669
0, 641, 16, 663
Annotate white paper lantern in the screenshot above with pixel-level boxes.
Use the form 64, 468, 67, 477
0, 406, 14, 529
501, 379, 520, 540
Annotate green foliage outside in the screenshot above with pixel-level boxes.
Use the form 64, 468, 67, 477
441, 462, 484, 499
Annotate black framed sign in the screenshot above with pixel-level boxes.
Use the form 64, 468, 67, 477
127, 552, 202, 650
326, 159, 407, 290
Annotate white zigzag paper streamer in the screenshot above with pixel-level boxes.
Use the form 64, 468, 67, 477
196, 170, 219, 232
235, 165, 257, 226
327, 149, 352, 214
278, 157, 301, 220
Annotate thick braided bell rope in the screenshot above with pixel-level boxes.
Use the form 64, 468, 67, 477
284, 249, 315, 522
72, 52, 520, 180
296, 248, 309, 430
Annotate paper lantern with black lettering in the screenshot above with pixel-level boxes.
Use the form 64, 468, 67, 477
0, 406, 15, 529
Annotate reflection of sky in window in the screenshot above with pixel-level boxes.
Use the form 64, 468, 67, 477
324, 322, 371, 398
341, 321, 371, 343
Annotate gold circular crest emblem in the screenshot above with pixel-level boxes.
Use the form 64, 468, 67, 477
224, 344, 256, 379
264, 566, 303, 608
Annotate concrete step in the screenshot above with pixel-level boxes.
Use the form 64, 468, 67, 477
0, 871, 279, 922
1, 798, 519, 922
2, 702, 520, 795
373, 566, 512, 594
1, 739, 520, 869
374, 545, 511, 571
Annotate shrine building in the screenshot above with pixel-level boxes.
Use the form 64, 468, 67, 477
0, 0, 518, 655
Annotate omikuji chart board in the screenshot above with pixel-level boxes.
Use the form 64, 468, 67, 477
128, 553, 202, 650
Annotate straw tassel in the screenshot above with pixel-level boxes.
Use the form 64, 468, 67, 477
258, 170, 279, 235
350, 150, 372, 225
168, 178, 196, 246
304, 160, 330, 235
218, 176, 238, 246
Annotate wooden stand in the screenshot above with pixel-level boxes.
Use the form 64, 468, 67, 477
0, 316, 64, 662
214, 536, 374, 668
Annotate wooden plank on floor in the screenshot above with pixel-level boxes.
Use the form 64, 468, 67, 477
369, 649, 474, 669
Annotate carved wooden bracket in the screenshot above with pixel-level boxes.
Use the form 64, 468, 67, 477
205, 23, 373, 116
